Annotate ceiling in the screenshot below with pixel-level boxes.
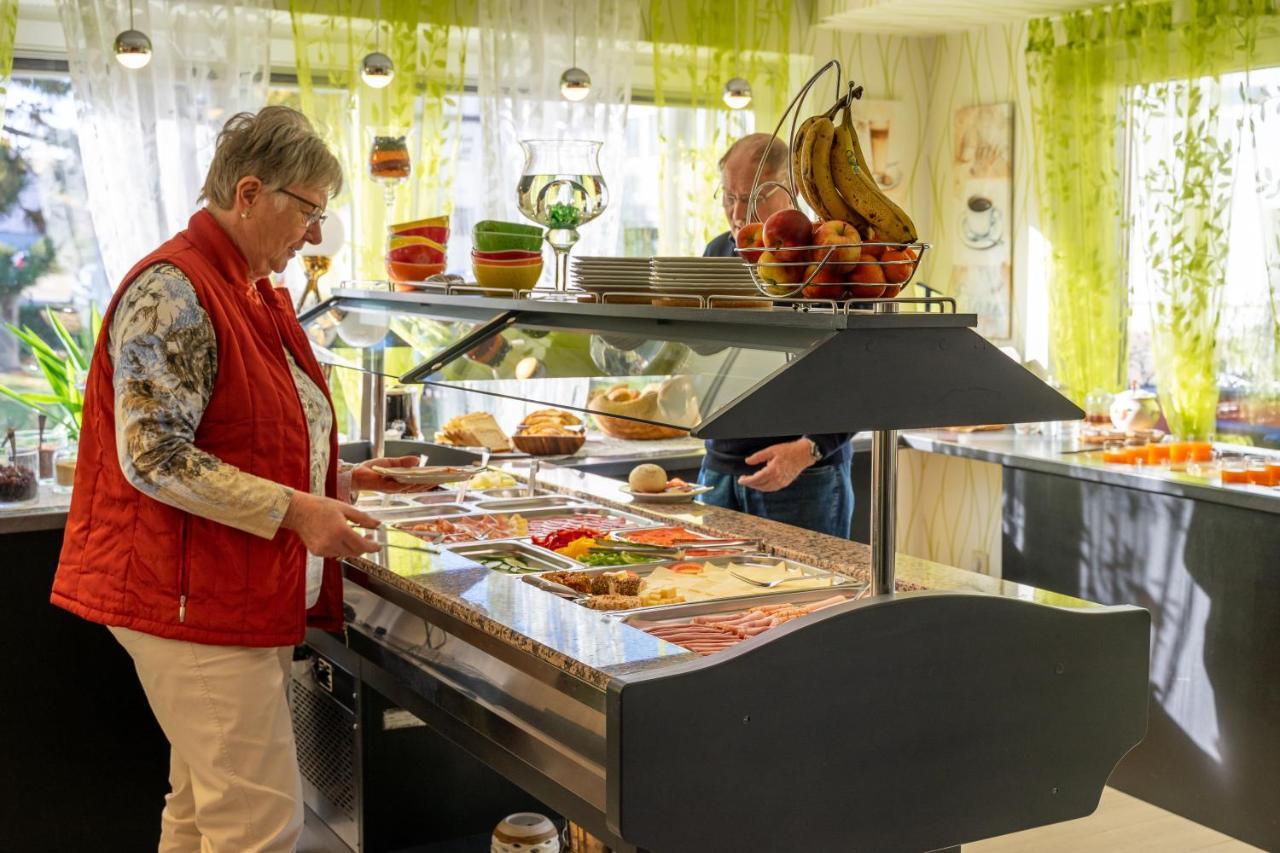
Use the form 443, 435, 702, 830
817, 0, 1109, 35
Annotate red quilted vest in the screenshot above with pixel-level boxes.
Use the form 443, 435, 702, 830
51, 209, 343, 646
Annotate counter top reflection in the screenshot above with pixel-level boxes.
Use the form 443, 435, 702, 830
346, 463, 1099, 691
902, 429, 1280, 515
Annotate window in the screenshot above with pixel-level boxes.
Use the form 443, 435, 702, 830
0, 74, 106, 433
1125, 67, 1280, 448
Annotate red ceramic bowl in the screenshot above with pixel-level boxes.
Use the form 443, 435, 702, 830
390, 243, 445, 265
386, 257, 446, 284
469, 253, 542, 267
471, 248, 542, 262
391, 225, 450, 244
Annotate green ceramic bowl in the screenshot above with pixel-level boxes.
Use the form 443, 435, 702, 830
473, 232, 543, 253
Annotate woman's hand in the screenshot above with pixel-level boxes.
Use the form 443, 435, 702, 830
351, 455, 436, 494
736, 439, 815, 493
282, 491, 382, 559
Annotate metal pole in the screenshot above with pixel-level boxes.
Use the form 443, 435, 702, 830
363, 347, 387, 460
870, 427, 897, 596
870, 300, 898, 596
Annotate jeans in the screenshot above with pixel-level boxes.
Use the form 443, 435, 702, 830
698, 460, 854, 538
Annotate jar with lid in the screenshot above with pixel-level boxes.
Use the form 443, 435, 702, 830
1, 430, 39, 503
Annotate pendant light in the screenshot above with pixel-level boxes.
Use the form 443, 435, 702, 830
722, 2, 752, 110
559, 2, 591, 102
361, 0, 395, 89
113, 0, 153, 70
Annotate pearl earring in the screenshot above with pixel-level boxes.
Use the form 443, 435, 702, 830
241, 209, 250, 220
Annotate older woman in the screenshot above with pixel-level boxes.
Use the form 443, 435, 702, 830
51, 106, 413, 852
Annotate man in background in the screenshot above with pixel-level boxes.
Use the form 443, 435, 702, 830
699, 133, 854, 537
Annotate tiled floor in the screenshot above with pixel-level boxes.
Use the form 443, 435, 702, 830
300, 787, 1262, 852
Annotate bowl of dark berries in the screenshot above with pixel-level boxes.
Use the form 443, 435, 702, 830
0, 457, 38, 503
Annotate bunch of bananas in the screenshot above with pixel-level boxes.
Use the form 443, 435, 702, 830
793, 101, 917, 244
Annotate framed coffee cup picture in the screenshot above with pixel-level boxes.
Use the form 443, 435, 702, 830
949, 102, 1013, 341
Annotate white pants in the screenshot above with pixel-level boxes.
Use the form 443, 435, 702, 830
110, 626, 304, 853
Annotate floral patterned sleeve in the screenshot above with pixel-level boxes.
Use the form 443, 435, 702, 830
109, 263, 294, 539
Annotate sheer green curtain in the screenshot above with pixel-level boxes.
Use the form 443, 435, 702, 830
0, 0, 16, 113
288, 0, 470, 281
647, 0, 792, 256
1027, 6, 1152, 406
1029, 0, 1280, 436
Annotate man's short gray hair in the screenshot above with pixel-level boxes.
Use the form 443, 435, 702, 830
200, 106, 343, 209
718, 133, 790, 177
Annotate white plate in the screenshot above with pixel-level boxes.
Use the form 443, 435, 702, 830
619, 484, 714, 503
371, 465, 486, 486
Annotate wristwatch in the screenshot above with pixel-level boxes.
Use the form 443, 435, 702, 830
805, 437, 823, 463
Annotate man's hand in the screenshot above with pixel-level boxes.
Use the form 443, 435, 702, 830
282, 491, 382, 559
351, 455, 433, 494
736, 438, 816, 493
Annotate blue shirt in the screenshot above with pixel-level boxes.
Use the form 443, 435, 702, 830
701, 232, 853, 475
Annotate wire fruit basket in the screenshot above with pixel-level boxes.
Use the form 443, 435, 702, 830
736, 61, 931, 302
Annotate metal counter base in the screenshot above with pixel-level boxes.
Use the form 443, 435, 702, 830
329, 556, 1149, 853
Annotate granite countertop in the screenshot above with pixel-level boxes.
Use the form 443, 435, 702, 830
902, 429, 1280, 515
0, 485, 72, 534
346, 463, 1099, 692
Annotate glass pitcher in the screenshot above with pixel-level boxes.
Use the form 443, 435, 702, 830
516, 139, 609, 292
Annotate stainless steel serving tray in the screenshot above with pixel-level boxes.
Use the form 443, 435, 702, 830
355, 494, 417, 511
521, 553, 858, 613
472, 487, 551, 499
517, 505, 661, 533
411, 492, 478, 506
471, 496, 585, 512
445, 539, 579, 574
606, 525, 760, 553
375, 504, 474, 523
386, 504, 658, 546
620, 585, 867, 629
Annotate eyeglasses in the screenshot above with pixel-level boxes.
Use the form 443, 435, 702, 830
714, 184, 782, 210
276, 188, 328, 228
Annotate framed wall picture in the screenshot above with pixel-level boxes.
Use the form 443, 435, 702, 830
949, 102, 1013, 340
847, 99, 912, 208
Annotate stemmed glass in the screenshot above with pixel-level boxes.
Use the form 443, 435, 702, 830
368, 128, 412, 211
516, 140, 609, 292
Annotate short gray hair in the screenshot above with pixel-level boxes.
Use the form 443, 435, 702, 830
200, 106, 343, 208
718, 133, 790, 176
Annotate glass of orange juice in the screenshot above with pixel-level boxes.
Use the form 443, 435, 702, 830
1187, 440, 1214, 462
1146, 441, 1172, 466
1267, 459, 1280, 485
1220, 456, 1249, 485
1102, 440, 1131, 464
1168, 440, 1191, 465
1246, 457, 1275, 486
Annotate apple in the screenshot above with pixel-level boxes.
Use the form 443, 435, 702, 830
846, 262, 887, 299
762, 208, 813, 249
801, 263, 846, 300
735, 222, 766, 263
880, 247, 918, 284
758, 249, 806, 294
812, 219, 862, 271
861, 227, 887, 260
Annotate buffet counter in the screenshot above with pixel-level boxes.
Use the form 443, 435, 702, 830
344, 463, 1088, 691
897, 428, 1280, 851
901, 429, 1280, 514
324, 460, 1148, 853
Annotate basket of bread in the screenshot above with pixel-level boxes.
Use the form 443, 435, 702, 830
511, 409, 586, 456
588, 378, 698, 441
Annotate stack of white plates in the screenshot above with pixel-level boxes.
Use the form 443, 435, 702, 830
570, 257, 652, 299
649, 256, 762, 306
